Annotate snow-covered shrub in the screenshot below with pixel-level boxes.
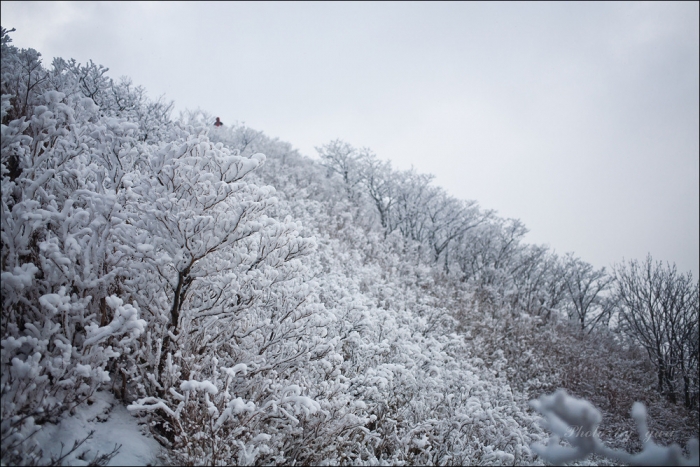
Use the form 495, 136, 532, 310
1, 79, 147, 467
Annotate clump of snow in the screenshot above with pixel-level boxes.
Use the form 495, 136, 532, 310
83, 296, 146, 347
180, 379, 218, 395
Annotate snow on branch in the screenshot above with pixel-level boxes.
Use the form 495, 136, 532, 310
530, 389, 699, 466
83, 296, 146, 347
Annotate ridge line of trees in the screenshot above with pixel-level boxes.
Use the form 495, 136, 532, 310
316, 139, 699, 412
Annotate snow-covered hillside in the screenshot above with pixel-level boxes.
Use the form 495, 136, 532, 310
1, 27, 697, 466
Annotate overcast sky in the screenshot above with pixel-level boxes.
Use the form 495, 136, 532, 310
3, 1, 698, 277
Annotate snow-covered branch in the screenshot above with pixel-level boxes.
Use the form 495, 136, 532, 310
531, 389, 699, 466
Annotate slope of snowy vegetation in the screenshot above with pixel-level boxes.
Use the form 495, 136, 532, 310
1, 27, 698, 465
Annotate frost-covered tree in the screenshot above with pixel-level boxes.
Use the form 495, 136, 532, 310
613, 256, 699, 409
357, 152, 397, 233
509, 245, 567, 318
1, 27, 50, 124
317, 139, 366, 202
562, 254, 613, 332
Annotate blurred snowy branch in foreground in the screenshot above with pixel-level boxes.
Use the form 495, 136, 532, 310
530, 389, 699, 466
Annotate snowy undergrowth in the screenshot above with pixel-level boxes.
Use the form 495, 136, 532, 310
33, 390, 161, 466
